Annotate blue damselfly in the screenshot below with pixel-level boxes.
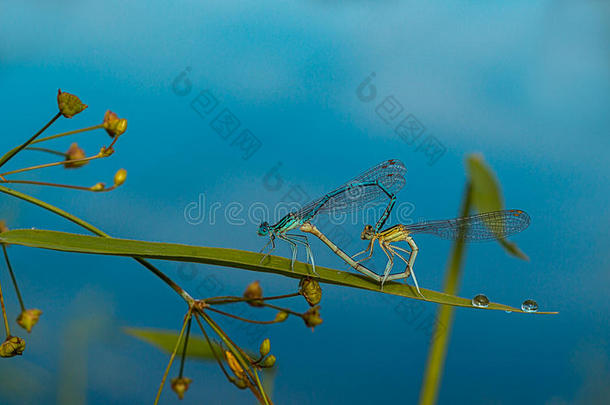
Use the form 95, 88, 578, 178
258, 159, 407, 272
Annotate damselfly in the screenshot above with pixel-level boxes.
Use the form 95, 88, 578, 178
258, 159, 407, 272
353, 209, 531, 296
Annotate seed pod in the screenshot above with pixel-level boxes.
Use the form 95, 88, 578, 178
299, 278, 322, 306
57, 89, 87, 118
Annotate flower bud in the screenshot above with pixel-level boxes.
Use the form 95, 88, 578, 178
90, 182, 105, 192
299, 278, 322, 306
243, 281, 263, 307
57, 89, 88, 118
99, 146, 115, 157
274, 311, 289, 323
225, 350, 244, 379
64, 143, 88, 169
259, 338, 270, 357
0, 220, 8, 233
0, 336, 25, 357
303, 306, 323, 329
260, 354, 276, 368
231, 377, 248, 389
102, 110, 128, 137
113, 168, 127, 186
170, 376, 192, 400
16, 309, 42, 333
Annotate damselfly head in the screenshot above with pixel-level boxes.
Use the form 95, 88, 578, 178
257, 222, 270, 236
360, 224, 375, 240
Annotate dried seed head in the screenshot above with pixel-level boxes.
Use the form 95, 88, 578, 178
170, 376, 192, 400
299, 278, 322, 306
303, 306, 323, 330
16, 309, 42, 333
0, 336, 26, 357
57, 89, 88, 118
64, 143, 88, 169
243, 281, 263, 307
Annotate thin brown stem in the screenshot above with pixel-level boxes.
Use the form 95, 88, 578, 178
206, 292, 300, 305
193, 314, 232, 381
0, 112, 62, 169
25, 147, 66, 157
257, 302, 302, 318
0, 273, 10, 337
0, 180, 105, 192
178, 317, 192, 378
207, 307, 282, 324
197, 310, 271, 404
2, 245, 25, 312
30, 124, 104, 146
153, 307, 193, 405
0, 154, 102, 177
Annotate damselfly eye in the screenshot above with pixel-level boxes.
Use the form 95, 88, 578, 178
257, 222, 270, 236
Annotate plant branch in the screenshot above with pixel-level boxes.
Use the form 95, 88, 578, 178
0, 112, 62, 169
30, 124, 104, 146
154, 307, 192, 405
2, 245, 25, 312
0, 185, 194, 304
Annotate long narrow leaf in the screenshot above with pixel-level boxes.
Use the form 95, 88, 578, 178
0, 229, 556, 314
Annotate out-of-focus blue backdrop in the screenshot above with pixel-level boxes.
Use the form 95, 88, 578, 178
1, 1, 608, 404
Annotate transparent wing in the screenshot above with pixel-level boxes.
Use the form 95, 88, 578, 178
403, 209, 530, 241
294, 159, 406, 220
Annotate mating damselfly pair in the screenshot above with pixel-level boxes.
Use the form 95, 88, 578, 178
257, 159, 530, 296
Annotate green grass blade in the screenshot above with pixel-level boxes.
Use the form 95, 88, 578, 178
0, 229, 556, 314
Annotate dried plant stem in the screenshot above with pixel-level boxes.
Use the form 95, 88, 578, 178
0, 180, 104, 192
2, 245, 25, 312
206, 292, 300, 305
0, 154, 103, 177
178, 317, 192, 378
25, 147, 66, 157
30, 124, 104, 145
154, 308, 193, 405
197, 310, 272, 405
0, 275, 10, 337
207, 306, 283, 325
0, 112, 62, 169
193, 314, 232, 380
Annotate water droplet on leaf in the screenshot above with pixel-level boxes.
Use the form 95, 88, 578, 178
472, 294, 489, 308
521, 299, 538, 313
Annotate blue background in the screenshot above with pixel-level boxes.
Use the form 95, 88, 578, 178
1, 1, 609, 404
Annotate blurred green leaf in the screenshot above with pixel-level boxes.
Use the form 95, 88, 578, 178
124, 327, 220, 360
466, 154, 528, 260
466, 153, 503, 213
125, 327, 278, 395
0, 229, 554, 313
498, 239, 529, 261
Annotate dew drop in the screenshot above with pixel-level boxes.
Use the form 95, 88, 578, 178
472, 294, 489, 308
521, 299, 538, 313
